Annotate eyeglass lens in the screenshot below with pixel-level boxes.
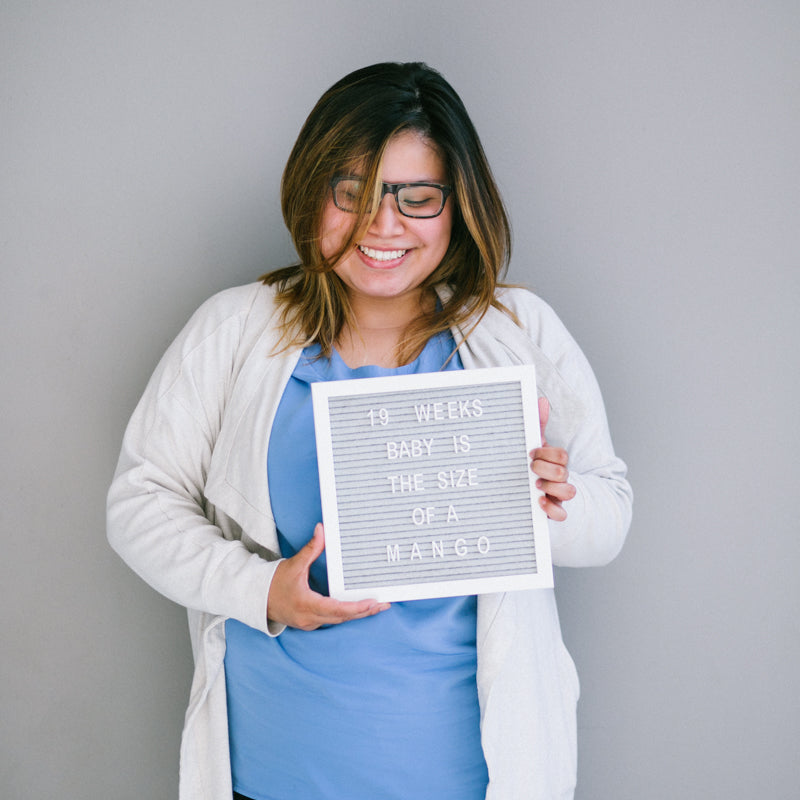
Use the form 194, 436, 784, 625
333, 179, 446, 218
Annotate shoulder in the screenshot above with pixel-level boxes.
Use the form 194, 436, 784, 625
490, 286, 579, 360
189, 281, 278, 327
172, 281, 280, 351
145, 281, 283, 394
494, 285, 551, 315
487, 287, 599, 431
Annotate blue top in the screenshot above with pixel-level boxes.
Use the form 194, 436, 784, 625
224, 332, 489, 800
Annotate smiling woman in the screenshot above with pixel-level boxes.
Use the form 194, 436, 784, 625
107, 61, 632, 800
267, 61, 512, 367
320, 130, 454, 365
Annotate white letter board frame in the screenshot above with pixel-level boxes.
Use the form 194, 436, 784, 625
311, 364, 553, 602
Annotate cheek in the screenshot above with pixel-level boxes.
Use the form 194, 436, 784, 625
431, 211, 453, 256
320, 202, 357, 260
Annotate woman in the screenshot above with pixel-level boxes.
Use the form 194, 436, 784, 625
107, 62, 632, 800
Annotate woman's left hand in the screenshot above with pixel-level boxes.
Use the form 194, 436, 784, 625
529, 397, 576, 522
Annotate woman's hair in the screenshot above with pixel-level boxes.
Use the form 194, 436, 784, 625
262, 61, 512, 362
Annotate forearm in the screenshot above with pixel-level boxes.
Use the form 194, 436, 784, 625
107, 441, 280, 633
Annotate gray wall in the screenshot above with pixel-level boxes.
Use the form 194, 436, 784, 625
2, 2, 797, 798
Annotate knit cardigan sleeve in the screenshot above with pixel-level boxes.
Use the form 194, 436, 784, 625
106, 284, 280, 634
455, 286, 632, 568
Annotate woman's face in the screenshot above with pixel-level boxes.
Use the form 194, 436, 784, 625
320, 130, 453, 311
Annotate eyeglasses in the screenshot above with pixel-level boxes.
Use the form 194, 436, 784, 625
330, 176, 452, 219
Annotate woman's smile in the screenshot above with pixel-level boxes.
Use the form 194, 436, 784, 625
356, 244, 410, 264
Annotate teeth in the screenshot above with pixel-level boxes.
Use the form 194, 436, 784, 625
358, 245, 407, 262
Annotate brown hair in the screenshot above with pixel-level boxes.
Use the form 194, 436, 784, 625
262, 61, 512, 363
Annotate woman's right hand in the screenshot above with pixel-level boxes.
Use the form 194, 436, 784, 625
267, 523, 391, 631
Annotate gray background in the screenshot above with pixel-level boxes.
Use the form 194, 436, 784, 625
2, 2, 797, 798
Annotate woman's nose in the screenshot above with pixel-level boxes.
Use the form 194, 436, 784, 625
367, 192, 405, 237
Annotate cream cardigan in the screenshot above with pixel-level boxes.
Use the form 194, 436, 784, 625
107, 281, 631, 800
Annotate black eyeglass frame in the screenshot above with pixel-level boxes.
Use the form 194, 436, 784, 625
329, 175, 453, 219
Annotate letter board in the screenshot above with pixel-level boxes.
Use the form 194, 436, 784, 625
311, 365, 553, 601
